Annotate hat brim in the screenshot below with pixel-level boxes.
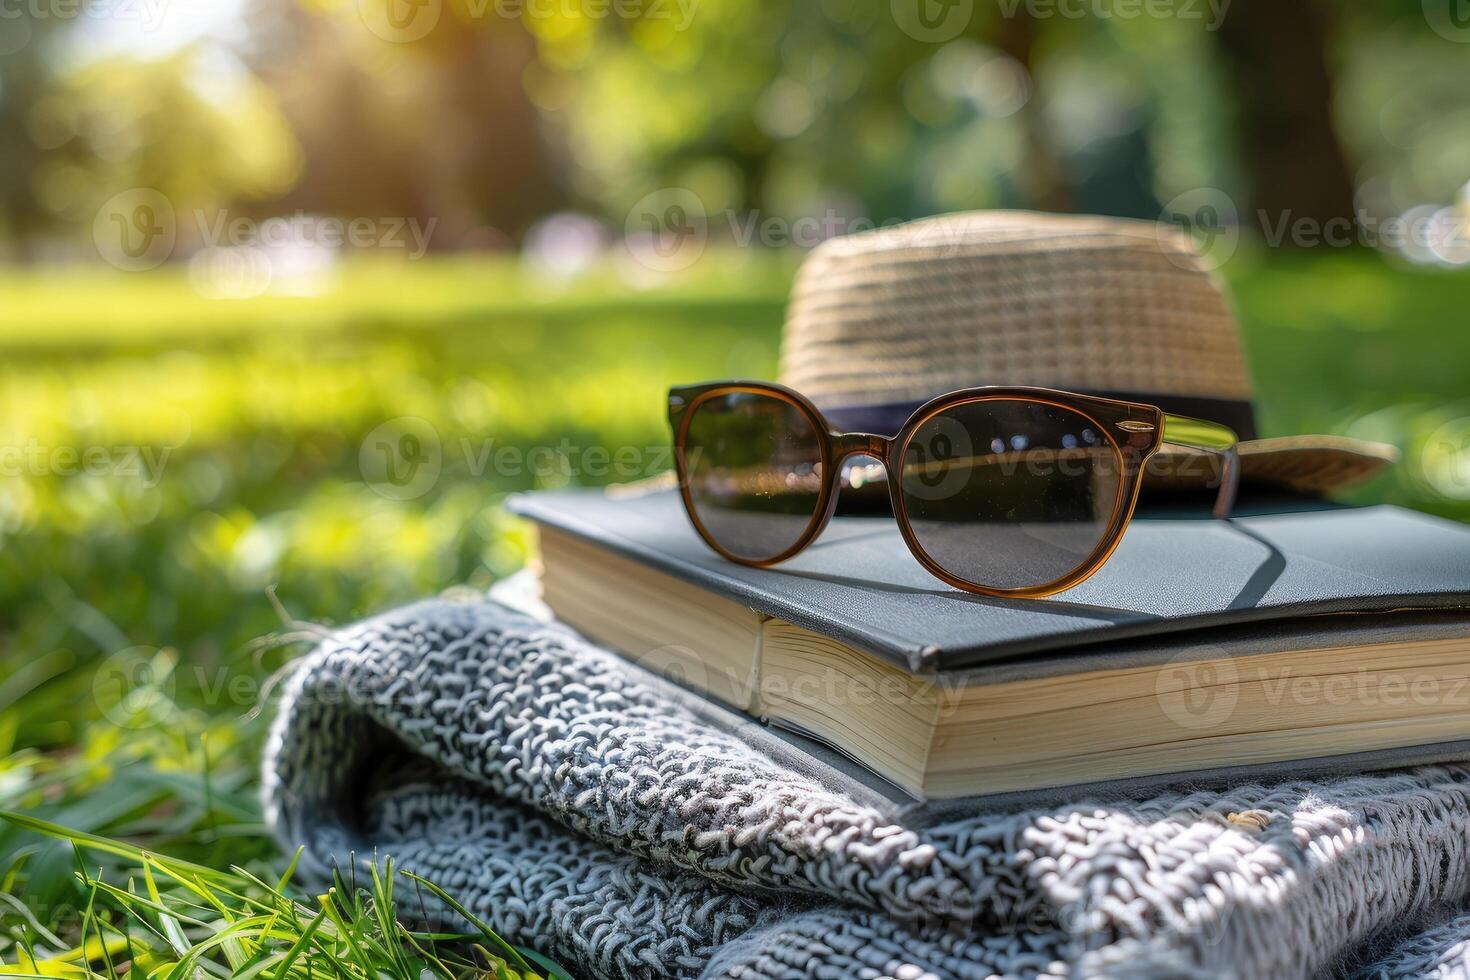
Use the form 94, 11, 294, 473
1148, 435, 1399, 496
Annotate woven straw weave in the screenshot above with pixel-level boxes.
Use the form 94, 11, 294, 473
781, 211, 1249, 409
778, 210, 1397, 494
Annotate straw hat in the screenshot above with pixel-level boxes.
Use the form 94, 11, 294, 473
779, 210, 1397, 495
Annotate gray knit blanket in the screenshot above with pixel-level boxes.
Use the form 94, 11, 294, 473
263, 596, 1470, 979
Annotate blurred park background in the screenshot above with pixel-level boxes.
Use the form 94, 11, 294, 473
3, 0, 1470, 970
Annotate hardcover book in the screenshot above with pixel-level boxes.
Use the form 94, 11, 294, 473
509, 489, 1470, 797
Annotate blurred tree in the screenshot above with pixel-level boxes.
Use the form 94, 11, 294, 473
250, 0, 568, 246
1, 0, 1465, 257
1213, 0, 1356, 222
0, 22, 300, 258
1332, 1, 1470, 217
531, 0, 1075, 226
40, 51, 302, 241
992, 11, 1069, 212
0, 16, 70, 255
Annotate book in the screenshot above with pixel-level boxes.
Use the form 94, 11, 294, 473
508, 488, 1470, 798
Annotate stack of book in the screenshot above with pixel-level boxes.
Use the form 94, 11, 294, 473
509, 488, 1470, 799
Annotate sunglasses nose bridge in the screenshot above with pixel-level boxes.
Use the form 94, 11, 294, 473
833, 432, 892, 462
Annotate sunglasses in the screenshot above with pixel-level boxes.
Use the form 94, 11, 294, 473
668, 381, 1240, 598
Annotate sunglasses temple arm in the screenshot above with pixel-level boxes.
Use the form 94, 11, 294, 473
1160, 413, 1241, 520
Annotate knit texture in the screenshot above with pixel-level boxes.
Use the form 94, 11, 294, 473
263, 596, 1470, 979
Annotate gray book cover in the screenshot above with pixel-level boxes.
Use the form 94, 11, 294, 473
509, 489, 1470, 673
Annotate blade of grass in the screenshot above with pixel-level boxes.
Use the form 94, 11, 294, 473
88, 877, 176, 954
143, 863, 191, 957
396, 928, 458, 980
69, 854, 111, 980
0, 812, 232, 885
314, 889, 376, 979
81, 877, 213, 931
152, 915, 289, 980
399, 872, 537, 977
367, 859, 412, 979
518, 949, 575, 980
273, 847, 305, 896
0, 893, 67, 949
265, 906, 326, 980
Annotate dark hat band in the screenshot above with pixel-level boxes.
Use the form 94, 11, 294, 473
820, 389, 1259, 442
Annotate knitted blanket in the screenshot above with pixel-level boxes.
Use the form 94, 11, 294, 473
263, 596, 1470, 979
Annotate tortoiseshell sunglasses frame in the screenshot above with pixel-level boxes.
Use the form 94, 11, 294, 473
669, 380, 1239, 598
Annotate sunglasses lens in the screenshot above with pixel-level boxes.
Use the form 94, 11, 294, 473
681, 390, 826, 562
899, 399, 1124, 591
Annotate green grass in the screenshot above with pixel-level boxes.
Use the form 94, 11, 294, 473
0, 245, 1467, 973
0, 811, 560, 979
1226, 248, 1470, 520
0, 251, 792, 974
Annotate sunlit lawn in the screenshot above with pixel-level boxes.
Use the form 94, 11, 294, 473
0, 245, 1467, 972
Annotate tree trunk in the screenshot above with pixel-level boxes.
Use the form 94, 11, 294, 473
991, 12, 1071, 214
1213, 0, 1357, 224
